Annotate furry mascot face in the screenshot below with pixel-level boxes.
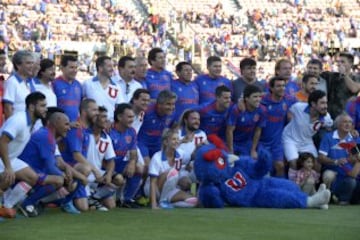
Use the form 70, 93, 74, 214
194, 135, 232, 184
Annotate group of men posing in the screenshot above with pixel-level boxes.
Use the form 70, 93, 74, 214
0, 47, 360, 218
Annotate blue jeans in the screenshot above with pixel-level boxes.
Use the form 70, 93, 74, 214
331, 177, 357, 202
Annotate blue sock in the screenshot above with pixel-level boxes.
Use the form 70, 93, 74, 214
124, 174, 141, 201
22, 185, 56, 207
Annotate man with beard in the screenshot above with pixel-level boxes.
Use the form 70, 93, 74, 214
177, 110, 207, 186
0, 92, 47, 218
87, 106, 123, 211
260, 76, 297, 177
226, 85, 266, 158
295, 74, 319, 102
282, 90, 333, 171
83, 56, 124, 122
58, 98, 100, 213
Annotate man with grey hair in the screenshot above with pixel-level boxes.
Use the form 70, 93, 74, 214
319, 113, 359, 204
138, 90, 177, 163
3, 50, 35, 119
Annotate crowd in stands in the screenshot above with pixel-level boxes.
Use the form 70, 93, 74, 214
0, 0, 360, 219
1, 0, 360, 81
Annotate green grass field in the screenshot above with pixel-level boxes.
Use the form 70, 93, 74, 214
1, 206, 359, 240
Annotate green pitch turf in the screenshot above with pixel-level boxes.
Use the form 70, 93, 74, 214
1, 206, 359, 240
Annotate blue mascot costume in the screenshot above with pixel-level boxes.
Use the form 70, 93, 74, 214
194, 135, 331, 209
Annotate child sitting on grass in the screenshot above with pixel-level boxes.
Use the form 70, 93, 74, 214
290, 152, 320, 195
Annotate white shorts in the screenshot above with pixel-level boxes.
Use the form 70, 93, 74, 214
0, 158, 29, 173
136, 147, 144, 166
283, 139, 318, 161
179, 169, 197, 183
143, 181, 180, 202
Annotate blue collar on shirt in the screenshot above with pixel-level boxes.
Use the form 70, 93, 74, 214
32, 77, 41, 84
13, 72, 28, 83
161, 150, 181, 162
92, 76, 116, 86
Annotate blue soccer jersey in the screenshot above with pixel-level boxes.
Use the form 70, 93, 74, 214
145, 68, 172, 100
137, 103, 174, 157
197, 101, 231, 140
346, 96, 360, 133
260, 93, 297, 145
59, 126, 90, 166
19, 127, 63, 176
109, 127, 137, 173
53, 76, 83, 121
285, 80, 300, 97
171, 79, 199, 122
194, 74, 232, 104
227, 104, 266, 154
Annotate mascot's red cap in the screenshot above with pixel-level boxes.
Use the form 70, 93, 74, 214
207, 134, 228, 151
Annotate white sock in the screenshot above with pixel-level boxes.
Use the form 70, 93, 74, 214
307, 189, 331, 208
172, 197, 197, 208
160, 168, 179, 202
41, 187, 69, 203
3, 182, 32, 208
93, 185, 116, 200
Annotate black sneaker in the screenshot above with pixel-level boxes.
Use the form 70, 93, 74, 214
18, 205, 38, 217
121, 199, 141, 209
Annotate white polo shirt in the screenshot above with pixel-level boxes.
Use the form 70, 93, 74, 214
83, 76, 125, 121
148, 149, 184, 178
32, 78, 57, 107
3, 73, 35, 114
113, 75, 142, 103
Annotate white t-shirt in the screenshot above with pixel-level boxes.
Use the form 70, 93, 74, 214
86, 131, 116, 171
0, 111, 33, 160
83, 77, 125, 121
177, 128, 207, 166
282, 102, 333, 144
